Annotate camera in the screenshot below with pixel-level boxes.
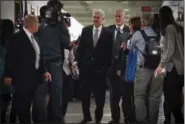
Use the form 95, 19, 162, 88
40, 0, 71, 25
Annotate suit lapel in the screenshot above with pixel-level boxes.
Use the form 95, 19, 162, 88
34, 35, 40, 46
122, 26, 127, 33
89, 26, 94, 50
93, 26, 105, 49
21, 29, 36, 54
22, 30, 33, 46
113, 25, 116, 32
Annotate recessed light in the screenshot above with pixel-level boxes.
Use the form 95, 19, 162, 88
121, 1, 128, 4
86, 1, 94, 4
124, 9, 130, 12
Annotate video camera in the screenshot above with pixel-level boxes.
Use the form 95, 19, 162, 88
40, 0, 71, 26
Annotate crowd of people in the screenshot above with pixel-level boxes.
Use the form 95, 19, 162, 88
0, 4, 184, 124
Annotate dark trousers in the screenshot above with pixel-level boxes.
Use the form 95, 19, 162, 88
163, 99, 172, 123
81, 75, 106, 122
47, 62, 63, 122
61, 72, 72, 117
32, 61, 64, 123
163, 77, 172, 123
10, 87, 36, 123
32, 83, 48, 123
163, 68, 184, 124
72, 79, 81, 100
0, 94, 11, 123
109, 74, 135, 122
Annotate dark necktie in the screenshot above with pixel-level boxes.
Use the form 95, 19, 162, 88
114, 28, 122, 58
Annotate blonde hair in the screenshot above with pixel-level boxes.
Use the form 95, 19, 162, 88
23, 15, 38, 28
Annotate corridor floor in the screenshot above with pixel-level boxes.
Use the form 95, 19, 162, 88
65, 92, 166, 124
6, 92, 178, 123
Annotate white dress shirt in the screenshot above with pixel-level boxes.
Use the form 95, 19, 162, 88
63, 49, 75, 75
23, 27, 40, 69
114, 24, 124, 41
93, 25, 102, 46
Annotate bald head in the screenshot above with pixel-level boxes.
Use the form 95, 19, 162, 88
115, 9, 125, 26
24, 15, 39, 33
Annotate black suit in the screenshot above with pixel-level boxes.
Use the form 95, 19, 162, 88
76, 25, 113, 122
107, 25, 135, 123
4, 29, 46, 123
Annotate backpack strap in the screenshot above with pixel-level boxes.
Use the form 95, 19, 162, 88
140, 30, 149, 42
140, 29, 159, 42
135, 45, 146, 57
133, 30, 146, 57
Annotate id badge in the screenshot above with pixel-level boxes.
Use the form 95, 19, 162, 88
152, 50, 158, 55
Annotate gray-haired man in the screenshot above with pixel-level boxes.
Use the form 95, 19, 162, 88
74, 9, 113, 124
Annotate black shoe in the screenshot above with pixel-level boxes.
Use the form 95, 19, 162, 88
124, 120, 131, 124
164, 119, 171, 124
79, 118, 92, 124
62, 118, 66, 124
96, 121, 101, 124
95, 121, 101, 124
124, 119, 136, 124
108, 120, 120, 124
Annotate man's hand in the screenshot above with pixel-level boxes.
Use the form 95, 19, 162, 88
116, 70, 121, 76
44, 72, 52, 82
154, 66, 166, 77
68, 42, 76, 50
4, 77, 12, 86
121, 42, 127, 50
71, 64, 78, 74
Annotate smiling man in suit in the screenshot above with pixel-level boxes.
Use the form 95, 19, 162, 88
3, 15, 51, 123
107, 9, 135, 124
74, 9, 113, 124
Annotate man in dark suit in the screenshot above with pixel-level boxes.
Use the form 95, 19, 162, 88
107, 9, 135, 124
3, 15, 51, 123
73, 9, 113, 124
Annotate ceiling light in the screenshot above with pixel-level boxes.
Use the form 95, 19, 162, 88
121, 1, 128, 4
124, 12, 130, 16
86, 1, 94, 4
124, 9, 130, 12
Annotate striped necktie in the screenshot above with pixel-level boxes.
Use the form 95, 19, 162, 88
31, 35, 40, 69
93, 28, 99, 47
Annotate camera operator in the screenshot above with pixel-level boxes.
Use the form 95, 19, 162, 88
32, 1, 71, 123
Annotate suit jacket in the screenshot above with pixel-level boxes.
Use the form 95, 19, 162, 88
4, 29, 46, 91
76, 25, 113, 78
107, 24, 130, 75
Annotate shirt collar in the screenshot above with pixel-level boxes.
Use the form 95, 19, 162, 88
23, 27, 32, 38
93, 25, 102, 31
143, 26, 152, 30
116, 24, 124, 30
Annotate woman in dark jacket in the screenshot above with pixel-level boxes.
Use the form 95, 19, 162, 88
0, 19, 14, 123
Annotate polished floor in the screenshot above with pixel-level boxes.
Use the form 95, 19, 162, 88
6, 92, 180, 124
65, 92, 166, 124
